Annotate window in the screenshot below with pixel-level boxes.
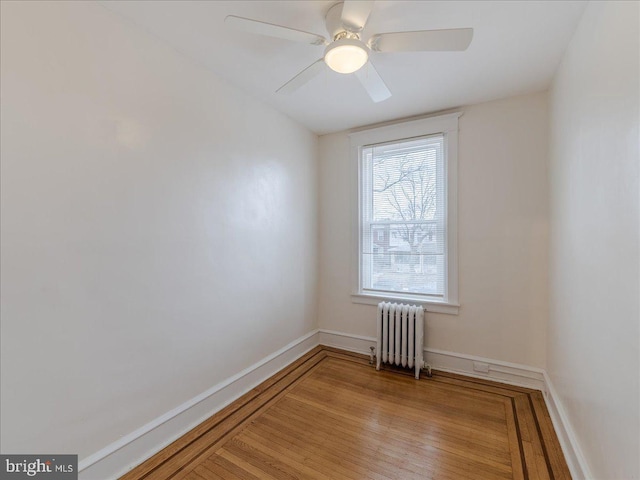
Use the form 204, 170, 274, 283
350, 113, 460, 314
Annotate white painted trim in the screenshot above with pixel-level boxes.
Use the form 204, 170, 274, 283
319, 329, 377, 355
348, 111, 463, 144
78, 329, 320, 480
349, 112, 461, 311
317, 329, 544, 390
78, 327, 592, 480
424, 347, 545, 391
350, 293, 459, 314
543, 372, 594, 480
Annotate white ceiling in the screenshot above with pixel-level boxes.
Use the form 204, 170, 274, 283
100, 1, 586, 135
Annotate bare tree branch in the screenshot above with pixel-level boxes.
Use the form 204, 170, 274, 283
372, 150, 439, 270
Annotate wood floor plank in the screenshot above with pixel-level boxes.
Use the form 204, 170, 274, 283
245, 414, 379, 480
283, 388, 510, 460
224, 437, 308, 480
515, 394, 551, 480
264, 395, 513, 479
292, 371, 510, 443
184, 469, 219, 480
119, 346, 326, 480
120, 346, 571, 480
196, 459, 242, 480
282, 389, 512, 468
255, 412, 399, 480
203, 457, 261, 480
318, 359, 508, 417
170, 355, 329, 480
504, 397, 526, 480
217, 449, 281, 480
529, 391, 573, 480
237, 429, 332, 480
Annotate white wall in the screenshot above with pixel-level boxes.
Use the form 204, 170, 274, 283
318, 92, 549, 368
0, 0, 317, 463
548, 1, 639, 479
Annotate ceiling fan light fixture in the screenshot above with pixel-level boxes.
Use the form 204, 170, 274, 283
324, 38, 369, 74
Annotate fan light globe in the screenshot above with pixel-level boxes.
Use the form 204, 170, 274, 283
324, 39, 369, 74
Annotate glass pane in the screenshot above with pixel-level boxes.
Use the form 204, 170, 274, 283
372, 137, 441, 222
362, 135, 445, 296
364, 223, 444, 296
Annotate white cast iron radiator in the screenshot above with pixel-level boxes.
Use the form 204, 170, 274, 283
375, 302, 425, 379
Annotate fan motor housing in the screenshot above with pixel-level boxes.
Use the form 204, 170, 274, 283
326, 2, 361, 39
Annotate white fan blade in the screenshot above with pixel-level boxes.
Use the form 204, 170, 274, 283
369, 28, 473, 52
341, 0, 375, 32
355, 62, 391, 103
225, 15, 327, 46
277, 59, 326, 95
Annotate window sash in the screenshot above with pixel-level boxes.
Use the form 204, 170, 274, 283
360, 134, 447, 299
349, 112, 460, 313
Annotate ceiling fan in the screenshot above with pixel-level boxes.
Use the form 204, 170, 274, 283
225, 1, 473, 103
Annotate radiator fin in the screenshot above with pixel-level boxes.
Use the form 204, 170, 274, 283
376, 302, 424, 379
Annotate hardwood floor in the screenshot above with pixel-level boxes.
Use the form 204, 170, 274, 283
120, 346, 571, 480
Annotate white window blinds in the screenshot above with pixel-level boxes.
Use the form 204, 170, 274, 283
360, 134, 446, 299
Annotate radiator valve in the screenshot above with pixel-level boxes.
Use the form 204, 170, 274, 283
424, 363, 433, 377
369, 346, 376, 365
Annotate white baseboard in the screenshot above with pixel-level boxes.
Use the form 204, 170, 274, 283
318, 329, 377, 356
423, 347, 546, 391
79, 329, 320, 480
317, 329, 545, 390
78, 327, 590, 480
318, 329, 590, 479
543, 372, 593, 480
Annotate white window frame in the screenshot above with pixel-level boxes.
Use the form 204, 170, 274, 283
350, 112, 460, 315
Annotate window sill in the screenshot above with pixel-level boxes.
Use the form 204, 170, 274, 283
351, 293, 459, 315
